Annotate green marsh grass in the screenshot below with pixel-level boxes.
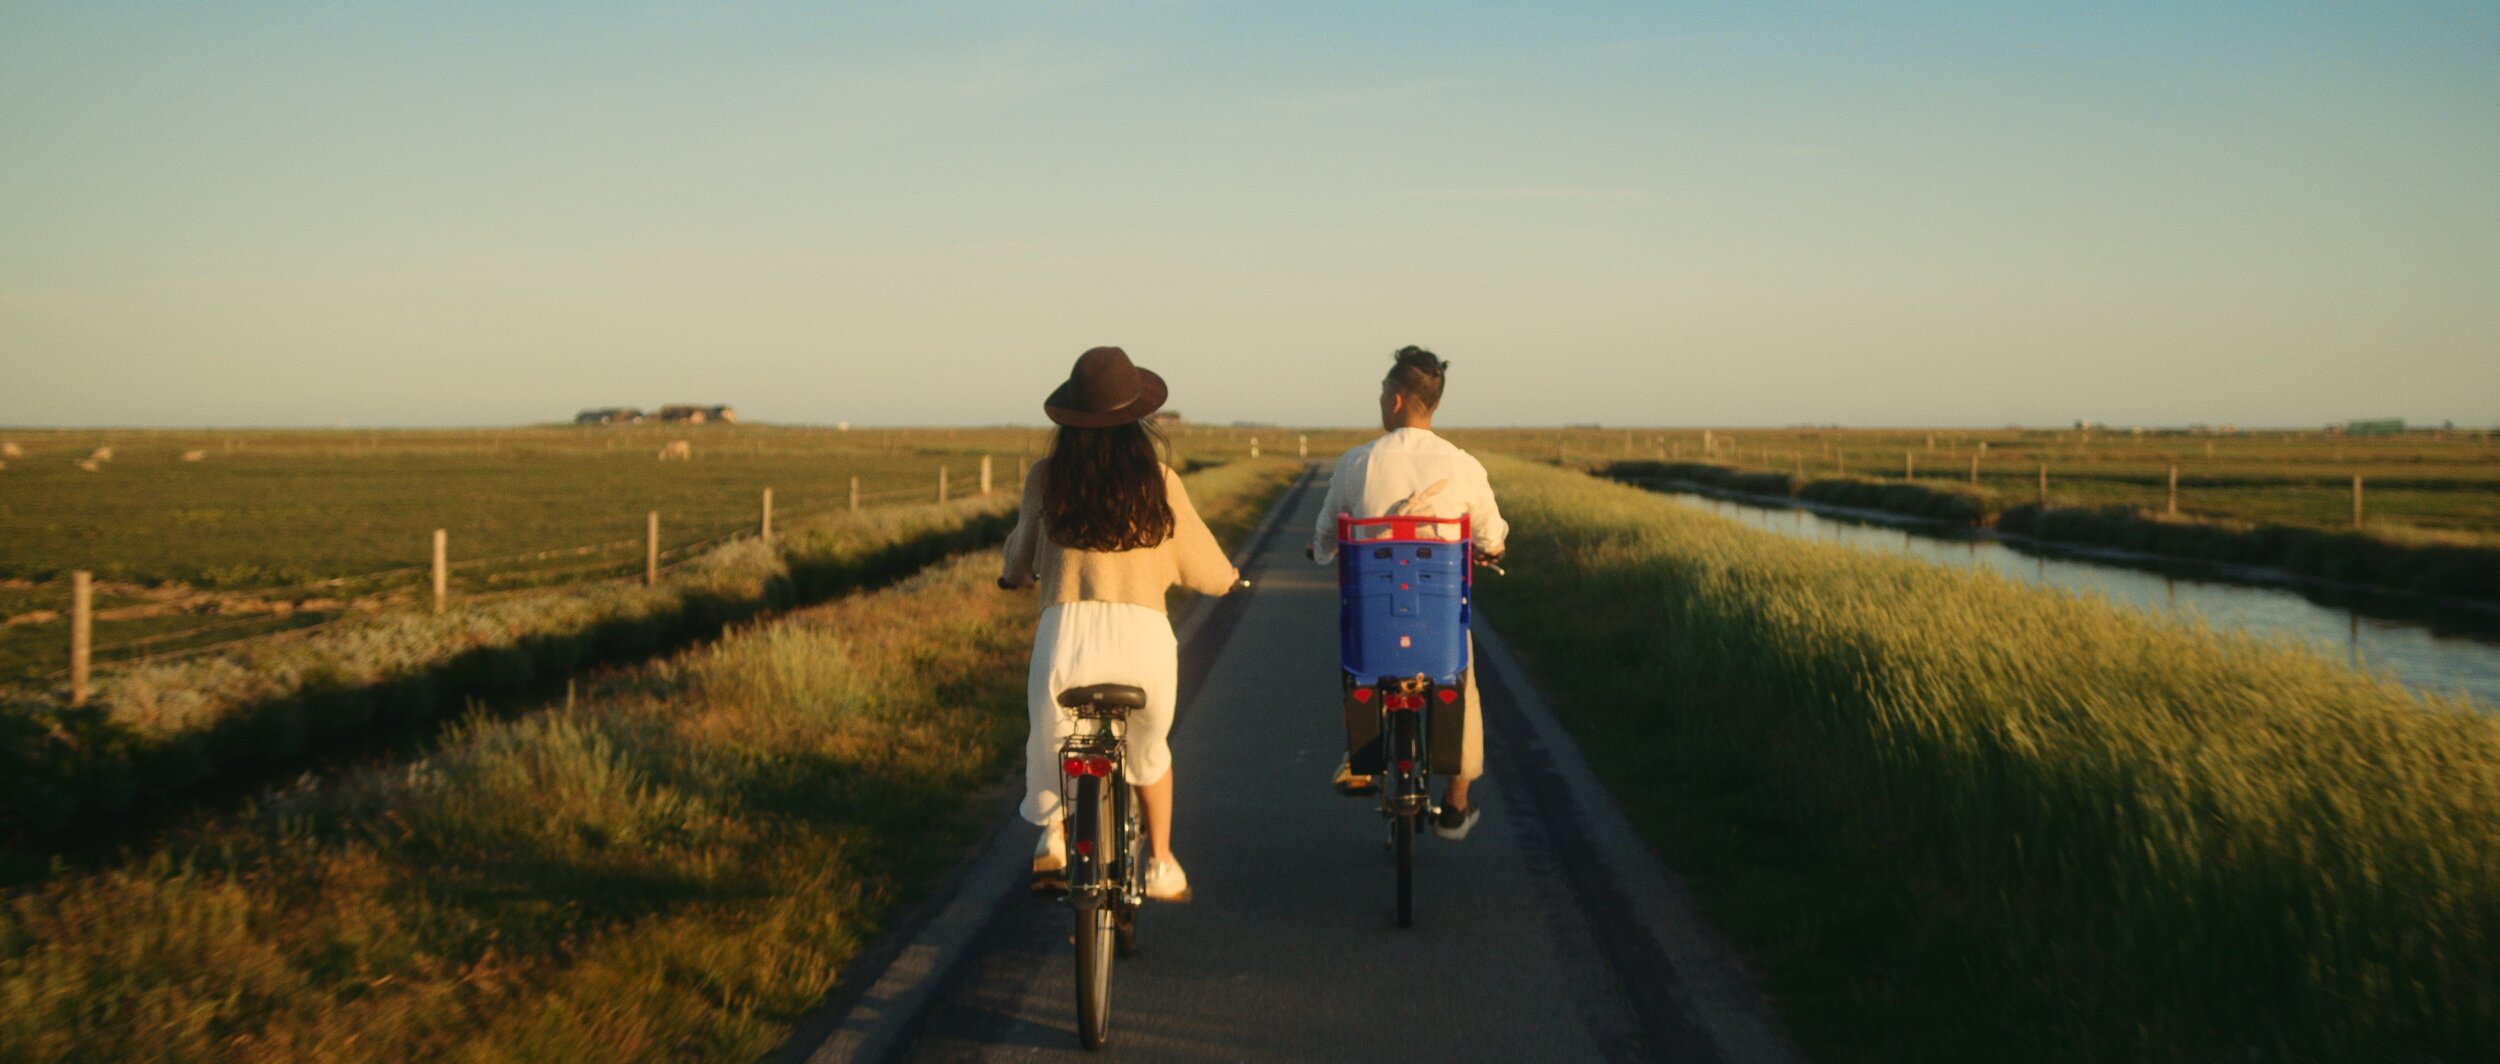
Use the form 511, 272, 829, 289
0, 459, 1300, 1062
1474, 456, 2499, 1063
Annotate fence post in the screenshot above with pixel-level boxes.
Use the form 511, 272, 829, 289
761, 487, 774, 541
646, 511, 659, 586
849, 475, 860, 513
432, 529, 448, 613
70, 571, 92, 706
980, 455, 993, 496
1926, 433, 1935, 451
2166, 466, 2178, 516
938, 466, 949, 503
1978, 440, 1988, 456
1969, 454, 1979, 486
1250, 437, 1260, 458
1837, 451, 1847, 476
1298, 434, 1308, 457
1904, 452, 1915, 480
2353, 474, 2365, 528
2038, 463, 2049, 505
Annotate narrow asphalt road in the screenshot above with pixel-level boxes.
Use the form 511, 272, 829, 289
880, 468, 1797, 1063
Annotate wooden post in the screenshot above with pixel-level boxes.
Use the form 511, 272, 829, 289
1926, 433, 1935, 451
70, 571, 92, 707
2353, 474, 2365, 528
1978, 441, 1988, 456
849, 475, 860, 513
1250, 437, 1260, 458
646, 511, 660, 585
1904, 452, 1915, 480
1298, 434, 1308, 457
938, 466, 949, 503
2166, 466, 2178, 516
979, 455, 993, 496
2038, 463, 2049, 505
1969, 454, 1979, 486
1837, 451, 1847, 476
761, 487, 774, 541
431, 529, 448, 613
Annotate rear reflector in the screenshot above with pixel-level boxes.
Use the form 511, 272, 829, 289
1062, 755, 1114, 777
1437, 688, 1459, 704
1351, 687, 1375, 703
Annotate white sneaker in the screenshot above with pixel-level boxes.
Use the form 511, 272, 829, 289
1032, 820, 1066, 891
1144, 855, 1193, 903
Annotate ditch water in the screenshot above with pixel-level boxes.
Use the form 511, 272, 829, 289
1638, 485, 2500, 709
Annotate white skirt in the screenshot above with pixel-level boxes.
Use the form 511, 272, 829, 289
1021, 601, 1179, 825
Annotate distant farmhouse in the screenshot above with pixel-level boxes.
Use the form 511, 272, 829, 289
657, 404, 738, 425
573, 404, 737, 426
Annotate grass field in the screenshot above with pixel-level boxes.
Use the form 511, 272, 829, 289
0, 458, 1299, 1062
1473, 455, 2499, 1062
0, 425, 1304, 687
1511, 425, 2500, 537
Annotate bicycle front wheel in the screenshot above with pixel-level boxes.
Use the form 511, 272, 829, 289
1075, 901, 1116, 1049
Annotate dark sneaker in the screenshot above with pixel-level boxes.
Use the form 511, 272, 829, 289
1431, 801, 1481, 841
1331, 755, 1378, 797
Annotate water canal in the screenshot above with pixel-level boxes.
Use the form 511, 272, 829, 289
1634, 483, 2500, 708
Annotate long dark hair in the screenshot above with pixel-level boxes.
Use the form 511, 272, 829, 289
1044, 421, 1175, 552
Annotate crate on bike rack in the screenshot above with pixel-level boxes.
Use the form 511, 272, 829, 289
1336, 514, 1471, 686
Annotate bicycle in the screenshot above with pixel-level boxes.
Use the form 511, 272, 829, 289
1333, 514, 1478, 929
1002, 574, 1248, 1050
1054, 681, 1148, 1050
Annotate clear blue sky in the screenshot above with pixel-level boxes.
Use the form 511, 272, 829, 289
3, 2, 2493, 428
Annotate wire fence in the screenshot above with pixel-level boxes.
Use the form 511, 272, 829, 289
12, 464, 1018, 689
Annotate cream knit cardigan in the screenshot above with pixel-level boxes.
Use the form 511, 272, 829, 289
1000, 458, 1240, 613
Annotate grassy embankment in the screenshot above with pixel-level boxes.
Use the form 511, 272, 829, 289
1, 495, 1020, 848
0, 458, 1300, 1063
1475, 456, 2499, 1063
1603, 454, 2500, 599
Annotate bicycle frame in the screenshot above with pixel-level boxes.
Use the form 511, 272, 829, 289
1058, 715, 1143, 911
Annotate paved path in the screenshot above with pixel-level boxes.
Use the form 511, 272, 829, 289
822, 467, 1798, 1063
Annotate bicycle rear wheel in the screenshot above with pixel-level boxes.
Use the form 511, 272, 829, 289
1390, 709, 1419, 929
1075, 900, 1115, 1049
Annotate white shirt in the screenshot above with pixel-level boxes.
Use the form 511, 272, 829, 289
1312, 427, 1509, 562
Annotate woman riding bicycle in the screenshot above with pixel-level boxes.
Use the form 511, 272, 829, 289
1001, 346, 1241, 902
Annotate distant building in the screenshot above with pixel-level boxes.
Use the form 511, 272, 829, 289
576, 407, 643, 425
656, 404, 738, 424
2344, 418, 2405, 437
1148, 411, 1183, 425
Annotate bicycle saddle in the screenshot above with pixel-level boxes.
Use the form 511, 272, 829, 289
1058, 683, 1148, 712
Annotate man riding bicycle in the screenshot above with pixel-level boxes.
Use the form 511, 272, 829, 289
1311, 345, 1507, 840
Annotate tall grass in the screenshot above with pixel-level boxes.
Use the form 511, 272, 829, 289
0, 459, 1301, 1062
1474, 456, 2500, 1063
0, 495, 1029, 844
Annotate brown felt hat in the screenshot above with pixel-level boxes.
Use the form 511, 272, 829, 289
1043, 346, 1169, 428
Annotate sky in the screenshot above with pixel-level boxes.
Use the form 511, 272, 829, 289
2, 2, 2494, 429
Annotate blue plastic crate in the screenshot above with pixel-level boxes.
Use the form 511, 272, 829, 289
1337, 515, 1470, 685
